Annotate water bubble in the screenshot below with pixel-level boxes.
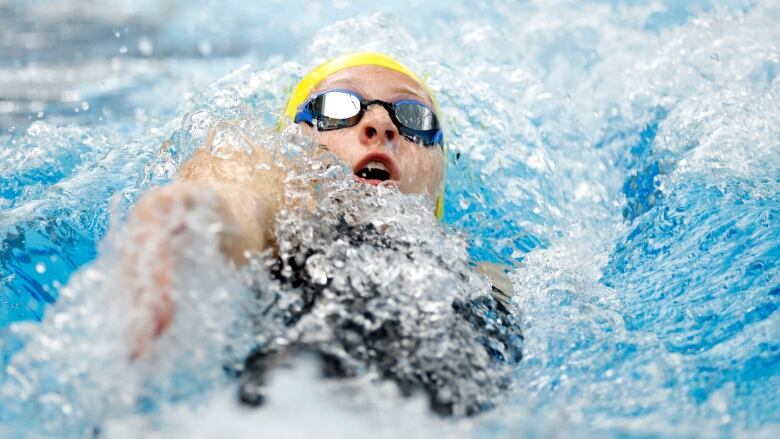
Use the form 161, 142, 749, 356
137, 37, 154, 56
198, 40, 212, 57
119, 46, 128, 54
35, 262, 46, 274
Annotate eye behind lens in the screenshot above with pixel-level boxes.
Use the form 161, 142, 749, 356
316, 91, 362, 120
395, 101, 438, 131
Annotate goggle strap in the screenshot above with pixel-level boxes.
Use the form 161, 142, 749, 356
433, 130, 444, 145
294, 107, 313, 124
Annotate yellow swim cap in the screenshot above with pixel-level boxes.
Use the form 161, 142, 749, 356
282, 52, 446, 220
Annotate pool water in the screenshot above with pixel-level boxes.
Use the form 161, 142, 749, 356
1, 0, 778, 437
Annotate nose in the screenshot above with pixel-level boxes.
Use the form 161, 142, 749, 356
357, 105, 399, 147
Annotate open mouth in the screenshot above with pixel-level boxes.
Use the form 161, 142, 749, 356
356, 161, 391, 181
353, 154, 399, 186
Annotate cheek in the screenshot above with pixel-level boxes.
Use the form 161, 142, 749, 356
399, 147, 444, 197
304, 127, 358, 164
425, 152, 445, 193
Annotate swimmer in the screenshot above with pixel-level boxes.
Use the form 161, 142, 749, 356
124, 52, 513, 358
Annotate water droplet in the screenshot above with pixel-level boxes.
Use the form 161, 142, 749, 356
119, 46, 128, 54
138, 37, 154, 56
198, 40, 212, 57
35, 262, 46, 274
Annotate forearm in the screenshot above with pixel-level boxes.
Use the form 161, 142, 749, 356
209, 180, 279, 263
177, 147, 287, 263
127, 145, 287, 288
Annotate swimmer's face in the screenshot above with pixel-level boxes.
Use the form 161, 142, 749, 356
299, 65, 444, 207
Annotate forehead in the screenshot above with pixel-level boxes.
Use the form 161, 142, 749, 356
310, 65, 434, 107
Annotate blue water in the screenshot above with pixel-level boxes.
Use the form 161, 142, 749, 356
1, 0, 779, 437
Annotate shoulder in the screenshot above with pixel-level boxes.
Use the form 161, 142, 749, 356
474, 262, 514, 311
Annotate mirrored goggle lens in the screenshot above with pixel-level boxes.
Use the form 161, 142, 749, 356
313, 91, 361, 119
394, 101, 438, 131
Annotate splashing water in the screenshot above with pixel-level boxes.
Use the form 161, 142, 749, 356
1, 0, 779, 437
236, 170, 523, 416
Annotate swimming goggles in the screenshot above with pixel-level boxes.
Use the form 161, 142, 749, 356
294, 89, 443, 146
